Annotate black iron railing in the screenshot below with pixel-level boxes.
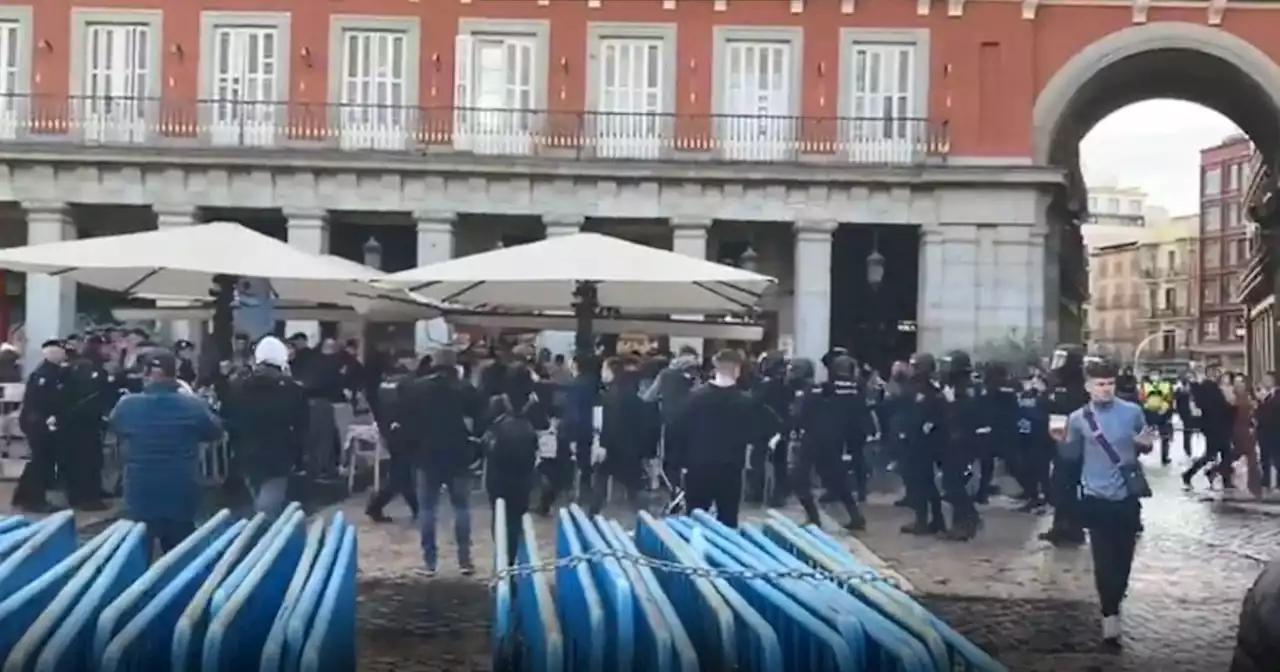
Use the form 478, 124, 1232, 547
0, 94, 950, 165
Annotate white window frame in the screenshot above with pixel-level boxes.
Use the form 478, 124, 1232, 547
70, 10, 162, 145
326, 15, 420, 152
453, 19, 549, 156
198, 12, 291, 149
839, 28, 929, 165
587, 22, 675, 160
713, 27, 800, 162
0, 7, 31, 142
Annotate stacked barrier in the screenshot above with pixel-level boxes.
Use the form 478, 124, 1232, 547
494, 503, 1008, 672
0, 503, 356, 671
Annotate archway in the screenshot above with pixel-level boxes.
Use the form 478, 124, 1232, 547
1029, 22, 1280, 345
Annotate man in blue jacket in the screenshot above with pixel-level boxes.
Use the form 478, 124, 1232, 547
109, 350, 224, 555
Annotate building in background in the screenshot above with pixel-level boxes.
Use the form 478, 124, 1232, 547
1195, 134, 1254, 370
1086, 182, 1154, 228
1088, 239, 1145, 361
1137, 214, 1199, 370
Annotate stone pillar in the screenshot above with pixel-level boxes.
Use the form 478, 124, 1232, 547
539, 214, 586, 357
284, 209, 329, 345
155, 206, 199, 344
414, 211, 456, 354
793, 219, 834, 374
670, 216, 712, 357
22, 202, 76, 372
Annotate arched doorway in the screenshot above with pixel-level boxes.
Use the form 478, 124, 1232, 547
1032, 22, 1280, 346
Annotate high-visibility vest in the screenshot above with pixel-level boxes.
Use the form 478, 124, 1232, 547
1142, 381, 1171, 413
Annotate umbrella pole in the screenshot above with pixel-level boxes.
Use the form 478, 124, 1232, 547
210, 273, 238, 367
573, 280, 599, 379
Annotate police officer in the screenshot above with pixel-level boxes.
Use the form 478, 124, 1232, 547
746, 351, 791, 506
1014, 373, 1053, 510
900, 352, 948, 535
974, 361, 1020, 504
366, 354, 425, 523
1040, 345, 1089, 547
12, 340, 70, 512
939, 350, 982, 541
789, 354, 869, 531
62, 335, 112, 510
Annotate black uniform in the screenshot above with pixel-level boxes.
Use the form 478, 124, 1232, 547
62, 354, 112, 509
1042, 361, 1088, 546
939, 351, 981, 541
669, 380, 766, 528
790, 356, 870, 531
589, 369, 656, 515
484, 385, 550, 565
900, 353, 948, 535
974, 363, 1020, 503
745, 352, 791, 506
222, 365, 309, 498
366, 371, 420, 522
1015, 383, 1053, 507
13, 359, 70, 511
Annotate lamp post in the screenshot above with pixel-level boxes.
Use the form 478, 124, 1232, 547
740, 245, 759, 273
362, 236, 384, 271
865, 233, 886, 368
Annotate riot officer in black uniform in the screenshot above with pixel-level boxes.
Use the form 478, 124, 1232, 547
938, 350, 982, 541
1039, 344, 1089, 547
790, 354, 870, 531
746, 351, 791, 506
63, 335, 112, 510
900, 352, 948, 535
12, 340, 71, 512
975, 361, 1020, 504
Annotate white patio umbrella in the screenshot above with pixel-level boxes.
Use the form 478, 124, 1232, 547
0, 221, 392, 308
380, 232, 775, 313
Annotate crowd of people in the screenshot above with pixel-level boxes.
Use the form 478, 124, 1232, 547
10, 326, 1280, 649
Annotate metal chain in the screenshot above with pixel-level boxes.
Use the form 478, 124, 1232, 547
487, 547, 902, 590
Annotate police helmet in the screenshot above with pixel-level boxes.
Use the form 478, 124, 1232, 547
828, 354, 856, 379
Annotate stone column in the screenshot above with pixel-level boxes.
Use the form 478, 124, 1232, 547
540, 215, 586, 357
155, 206, 199, 344
414, 211, 456, 354
22, 202, 76, 372
284, 209, 330, 345
670, 216, 712, 357
793, 219, 835, 373
916, 224, 946, 353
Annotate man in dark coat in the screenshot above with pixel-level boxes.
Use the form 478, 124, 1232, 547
108, 351, 224, 554
12, 340, 70, 513
1232, 559, 1280, 671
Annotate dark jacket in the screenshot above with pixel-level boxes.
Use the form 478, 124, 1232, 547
19, 360, 69, 437
670, 382, 763, 469
396, 367, 486, 475
640, 355, 700, 425
223, 366, 309, 481
1231, 558, 1280, 672
600, 372, 654, 459
108, 380, 224, 522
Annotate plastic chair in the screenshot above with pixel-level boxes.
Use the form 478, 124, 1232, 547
343, 423, 384, 494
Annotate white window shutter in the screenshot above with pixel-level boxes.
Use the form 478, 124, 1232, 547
454, 34, 474, 109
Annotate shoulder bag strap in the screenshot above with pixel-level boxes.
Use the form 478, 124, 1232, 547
1082, 407, 1123, 466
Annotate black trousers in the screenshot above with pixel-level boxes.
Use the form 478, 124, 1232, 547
746, 439, 790, 503
13, 430, 56, 507
62, 427, 104, 506
791, 442, 860, 524
587, 451, 643, 517
1185, 427, 1233, 485
488, 475, 532, 568
1048, 456, 1084, 537
1259, 435, 1280, 489
903, 447, 943, 526
1016, 434, 1053, 501
367, 450, 418, 517
939, 454, 977, 524
684, 462, 744, 528
1080, 496, 1142, 616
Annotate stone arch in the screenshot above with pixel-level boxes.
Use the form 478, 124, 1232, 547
1031, 21, 1280, 166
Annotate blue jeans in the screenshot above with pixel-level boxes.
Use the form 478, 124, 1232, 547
415, 468, 472, 569
246, 476, 289, 518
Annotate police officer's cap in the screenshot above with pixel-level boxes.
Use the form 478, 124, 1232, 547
821, 346, 849, 369
829, 354, 856, 378
83, 334, 106, 347
174, 339, 195, 351
40, 339, 65, 350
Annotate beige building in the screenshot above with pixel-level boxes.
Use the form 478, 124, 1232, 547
1137, 214, 1199, 365
1088, 239, 1145, 360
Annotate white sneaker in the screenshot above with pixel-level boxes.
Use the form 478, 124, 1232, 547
1102, 615, 1122, 643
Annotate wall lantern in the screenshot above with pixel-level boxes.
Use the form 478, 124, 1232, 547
362, 236, 384, 271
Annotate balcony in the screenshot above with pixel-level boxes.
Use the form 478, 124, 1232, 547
0, 95, 950, 166
1144, 306, 1188, 319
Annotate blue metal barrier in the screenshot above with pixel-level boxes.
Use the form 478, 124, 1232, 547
100, 519, 248, 672
260, 517, 327, 672
283, 514, 346, 672
0, 512, 76, 600
94, 510, 235, 663
0, 518, 121, 660
0, 519, 28, 538
491, 499, 514, 669
298, 523, 356, 672
203, 508, 306, 670
171, 514, 269, 671
566, 505, 633, 669
554, 508, 603, 670
3, 521, 136, 669
515, 513, 563, 672
33, 522, 148, 672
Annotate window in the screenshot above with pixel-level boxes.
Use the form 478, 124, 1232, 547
1222, 276, 1233, 300
595, 37, 663, 159
847, 42, 913, 162
0, 18, 19, 140
1204, 282, 1218, 306
1161, 330, 1176, 353
82, 22, 151, 143
1148, 288, 1158, 313
1229, 313, 1244, 340
1225, 163, 1235, 190
1236, 238, 1249, 262
1203, 204, 1221, 232
1203, 317, 1219, 341
1203, 166, 1222, 195
1204, 240, 1220, 268
1127, 199, 1142, 214
1106, 197, 1120, 213
1088, 196, 1097, 212
340, 29, 407, 150
1163, 287, 1176, 311
455, 31, 536, 154
209, 25, 278, 147
1226, 201, 1239, 229
1231, 162, 1243, 191
1166, 249, 1177, 273
718, 39, 794, 161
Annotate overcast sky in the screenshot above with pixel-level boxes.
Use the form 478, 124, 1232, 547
1079, 99, 1241, 217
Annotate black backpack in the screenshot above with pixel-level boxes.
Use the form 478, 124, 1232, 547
486, 393, 539, 464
